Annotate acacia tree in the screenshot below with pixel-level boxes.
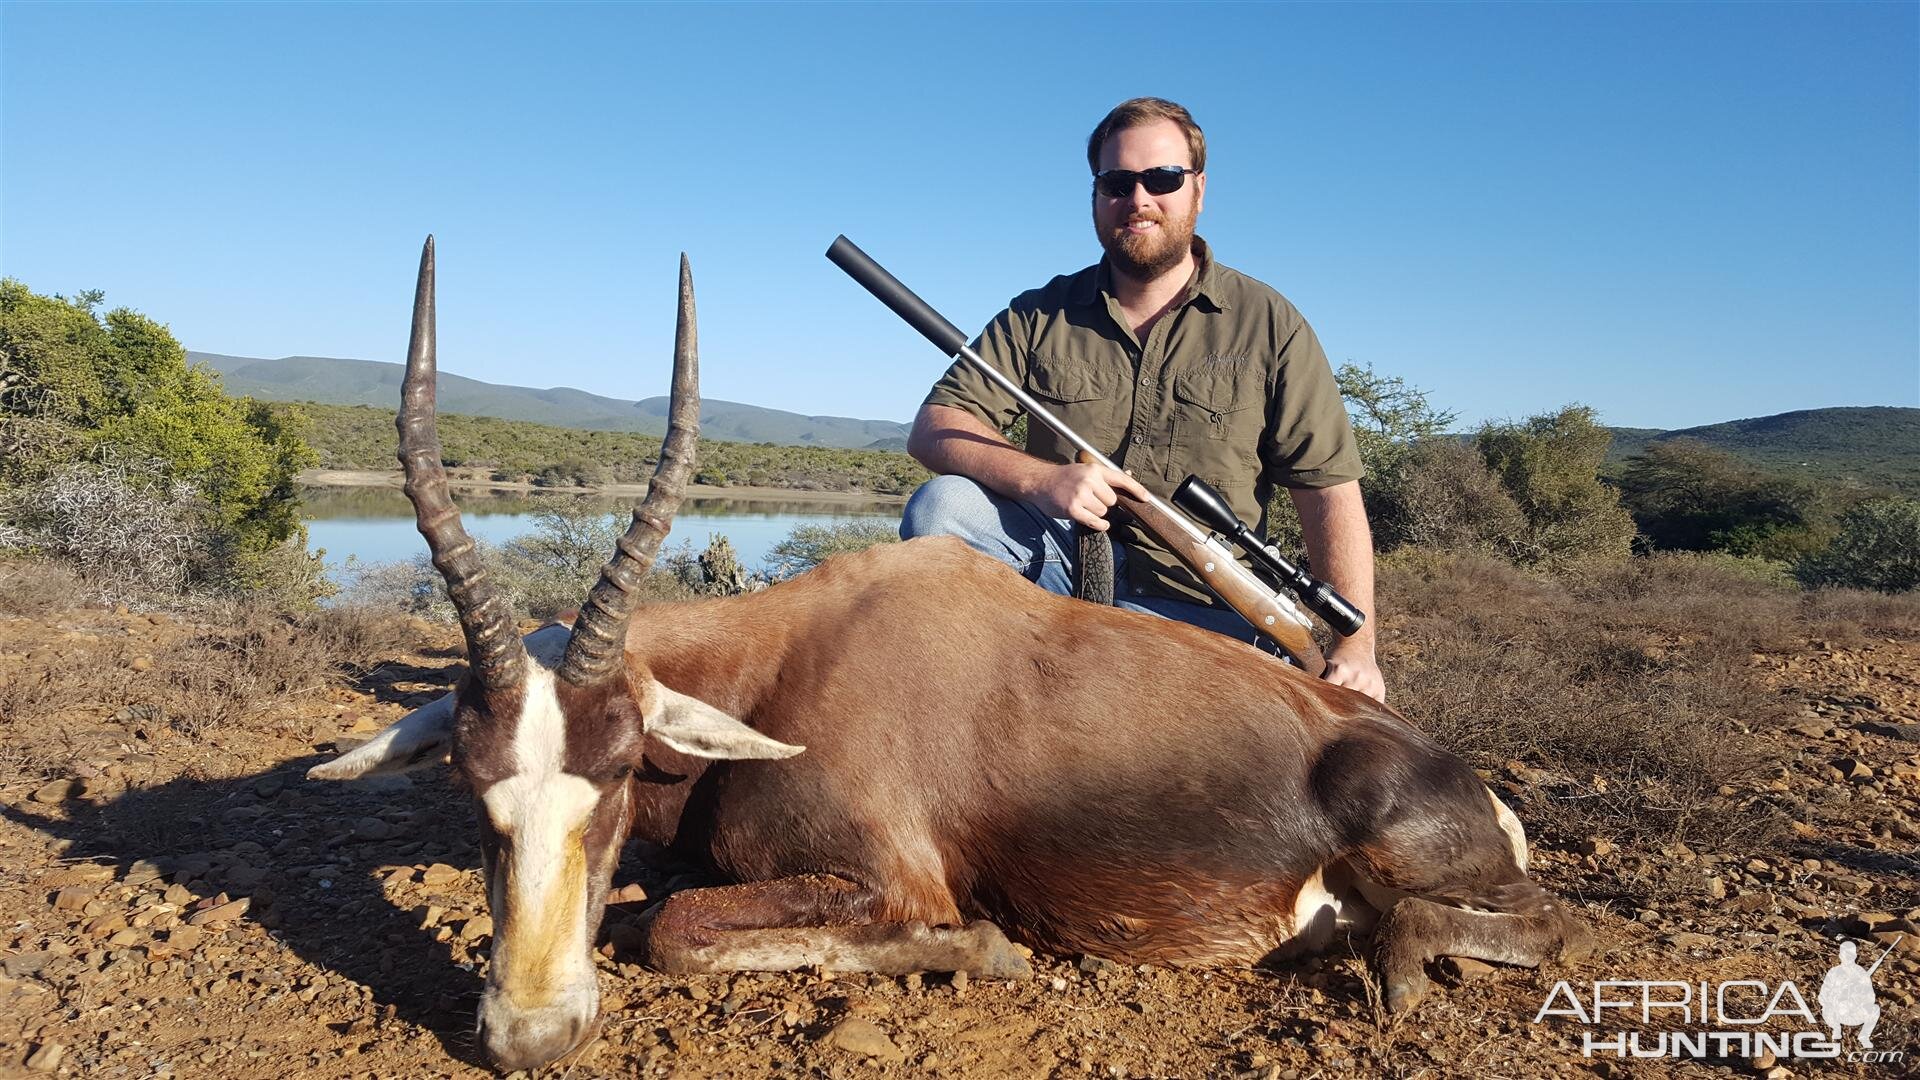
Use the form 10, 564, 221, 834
1619, 439, 1832, 560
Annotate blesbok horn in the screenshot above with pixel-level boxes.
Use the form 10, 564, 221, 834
556, 254, 701, 685
397, 235, 530, 691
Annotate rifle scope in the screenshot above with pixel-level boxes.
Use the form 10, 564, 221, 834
1172, 476, 1367, 637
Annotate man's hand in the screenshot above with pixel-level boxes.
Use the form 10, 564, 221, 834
1021, 462, 1151, 531
1323, 639, 1385, 704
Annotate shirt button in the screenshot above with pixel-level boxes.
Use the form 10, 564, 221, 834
1130, 434, 1145, 445
1132, 587, 1144, 596
1139, 375, 1152, 386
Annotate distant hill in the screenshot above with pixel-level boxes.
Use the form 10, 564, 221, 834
1603, 407, 1920, 494
189, 351, 912, 451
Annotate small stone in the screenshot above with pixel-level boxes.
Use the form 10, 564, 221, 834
949, 970, 970, 993
1078, 955, 1118, 975
1577, 838, 1614, 857
41, 865, 113, 887
822, 1016, 904, 1063
1833, 757, 1874, 782
123, 858, 171, 885
1440, 956, 1496, 983
52, 886, 96, 911
1751, 1050, 1777, 1070
420, 863, 460, 886
1049, 975, 1069, 992
130, 656, 154, 672
2, 952, 51, 978
1706, 876, 1726, 900
30, 779, 77, 805
186, 897, 250, 926
352, 817, 394, 841
168, 926, 204, 951
458, 916, 493, 943
24, 1043, 64, 1071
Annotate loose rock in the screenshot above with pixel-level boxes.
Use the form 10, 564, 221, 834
823, 1016, 905, 1063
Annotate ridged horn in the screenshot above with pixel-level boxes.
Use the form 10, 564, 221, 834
397, 236, 529, 692
557, 254, 700, 685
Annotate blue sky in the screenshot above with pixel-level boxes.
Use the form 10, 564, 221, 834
3, 2, 1915, 431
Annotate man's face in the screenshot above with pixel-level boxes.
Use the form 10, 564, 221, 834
1092, 118, 1206, 282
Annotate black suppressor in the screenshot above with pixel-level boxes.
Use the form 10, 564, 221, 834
1172, 476, 1367, 637
826, 236, 970, 357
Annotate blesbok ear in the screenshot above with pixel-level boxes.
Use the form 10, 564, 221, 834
306, 693, 455, 780
649, 686, 805, 761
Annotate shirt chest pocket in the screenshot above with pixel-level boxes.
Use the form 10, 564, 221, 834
1026, 362, 1113, 405
1171, 359, 1259, 440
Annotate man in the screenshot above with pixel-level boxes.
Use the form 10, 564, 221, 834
900, 97, 1385, 703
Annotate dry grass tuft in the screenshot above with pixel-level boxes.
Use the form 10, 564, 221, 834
0, 557, 89, 617
1378, 550, 1829, 852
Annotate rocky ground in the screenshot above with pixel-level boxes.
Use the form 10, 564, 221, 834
0, 602, 1915, 1079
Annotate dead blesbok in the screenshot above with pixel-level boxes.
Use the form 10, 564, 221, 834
311, 238, 1589, 1072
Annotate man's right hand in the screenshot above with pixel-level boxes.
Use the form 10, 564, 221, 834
1021, 462, 1152, 531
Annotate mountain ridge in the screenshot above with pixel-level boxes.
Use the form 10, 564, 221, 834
193, 352, 1916, 491
189, 351, 913, 450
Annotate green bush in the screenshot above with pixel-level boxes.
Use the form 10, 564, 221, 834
0, 279, 317, 598
1794, 498, 1920, 593
1374, 438, 1528, 555
766, 520, 900, 580
1475, 405, 1636, 566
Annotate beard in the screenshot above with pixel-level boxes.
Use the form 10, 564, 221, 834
1097, 205, 1196, 281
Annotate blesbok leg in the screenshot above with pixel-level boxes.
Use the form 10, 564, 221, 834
646, 874, 1032, 979
1370, 880, 1590, 1012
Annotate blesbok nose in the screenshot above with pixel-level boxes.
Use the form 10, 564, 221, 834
477, 1006, 592, 1072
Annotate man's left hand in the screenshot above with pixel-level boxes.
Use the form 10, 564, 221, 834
1322, 641, 1385, 704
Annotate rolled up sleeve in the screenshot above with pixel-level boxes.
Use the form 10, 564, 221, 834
1261, 318, 1364, 489
923, 305, 1028, 432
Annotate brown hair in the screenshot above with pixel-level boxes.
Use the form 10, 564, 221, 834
1086, 98, 1206, 174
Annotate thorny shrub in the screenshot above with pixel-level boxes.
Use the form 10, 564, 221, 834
0, 457, 332, 610
0, 458, 208, 603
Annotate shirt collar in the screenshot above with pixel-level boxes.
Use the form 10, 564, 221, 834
1074, 235, 1232, 313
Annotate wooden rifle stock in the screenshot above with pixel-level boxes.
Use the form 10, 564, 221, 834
1083, 454, 1327, 677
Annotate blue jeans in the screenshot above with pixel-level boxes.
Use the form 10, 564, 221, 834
899, 474, 1270, 649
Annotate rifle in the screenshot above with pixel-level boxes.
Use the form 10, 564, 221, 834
826, 235, 1364, 676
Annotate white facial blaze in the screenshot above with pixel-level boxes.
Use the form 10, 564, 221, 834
480, 665, 601, 1008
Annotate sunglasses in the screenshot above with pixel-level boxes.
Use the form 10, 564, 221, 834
1093, 165, 1199, 199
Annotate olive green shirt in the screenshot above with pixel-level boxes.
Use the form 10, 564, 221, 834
924, 237, 1363, 607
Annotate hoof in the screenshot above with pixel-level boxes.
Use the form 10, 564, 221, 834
1560, 923, 1600, 964
1383, 975, 1427, 1014
963, 920, 1033, 980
